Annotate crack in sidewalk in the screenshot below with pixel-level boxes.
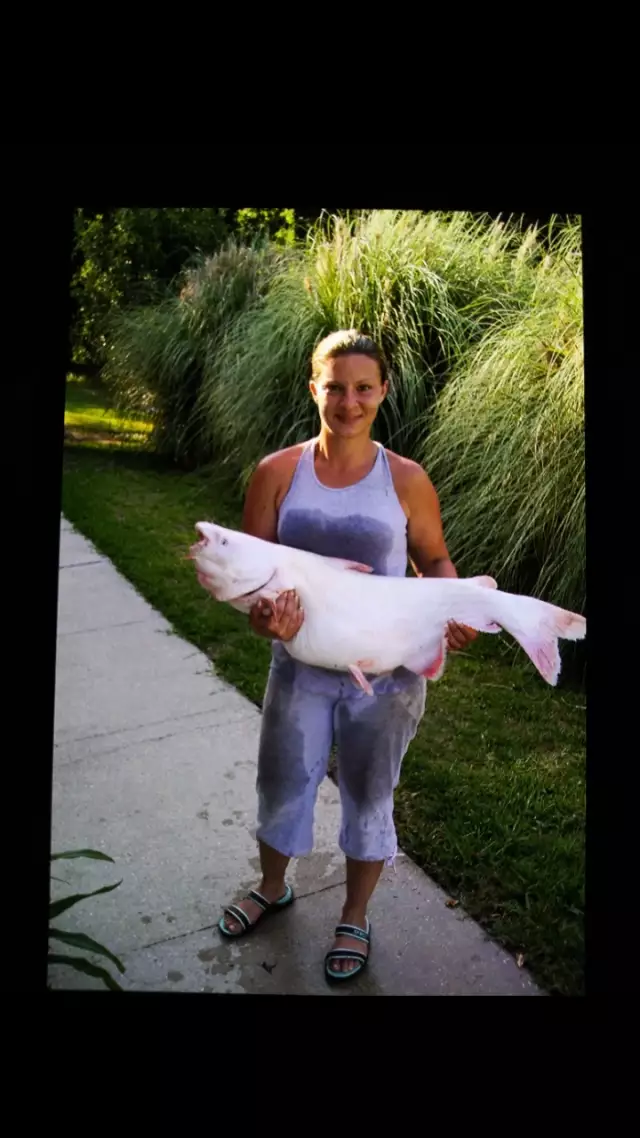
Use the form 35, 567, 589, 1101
57, 618, 158, 638
126, 881, 347, 954
54, 695, 243, 747
56, 713, 260, 762
60, 559, 106, 569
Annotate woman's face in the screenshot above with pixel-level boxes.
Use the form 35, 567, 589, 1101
310, 353, 388, 440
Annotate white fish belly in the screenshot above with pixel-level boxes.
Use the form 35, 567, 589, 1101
284, 571, 448, 674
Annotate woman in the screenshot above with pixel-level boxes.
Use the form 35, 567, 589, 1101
218, 329, 476, 982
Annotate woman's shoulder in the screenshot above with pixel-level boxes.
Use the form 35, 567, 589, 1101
383, 447, 431, 489
250, 442, 311, 512
381, 448, 439, 521
243, 443, 311, 537
257, 441, 309, 471
254, 442, 310, 485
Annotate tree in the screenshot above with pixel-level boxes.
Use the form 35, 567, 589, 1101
70, 207, 306, 373
70, 207, 233, 371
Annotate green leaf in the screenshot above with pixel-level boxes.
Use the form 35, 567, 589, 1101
49, 928, 126, 973
51, 849, 115, 863
48, 953, 124, 992
49, 880, 122, 920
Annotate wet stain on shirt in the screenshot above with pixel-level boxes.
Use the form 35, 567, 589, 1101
278, 509, 395, 576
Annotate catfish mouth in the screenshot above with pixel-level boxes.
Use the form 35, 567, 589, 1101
190, 523, 213, 558
191, 524, 275, 601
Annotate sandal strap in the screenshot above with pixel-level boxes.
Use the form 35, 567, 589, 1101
223, 886, 292, 931
325, 949, 368, 964
224, 904, 252, 930
247, 889, 271, 911
335, 922, 370, 942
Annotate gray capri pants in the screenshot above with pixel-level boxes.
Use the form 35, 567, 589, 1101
256, 644, 426, 864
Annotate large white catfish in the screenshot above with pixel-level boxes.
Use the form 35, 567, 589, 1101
190, 522, 586, 692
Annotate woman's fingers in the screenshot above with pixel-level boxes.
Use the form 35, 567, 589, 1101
446, 621, 462, 650
446, 621, 477, 651
249, 590, 304, 641
249, 598, 275, 636
275, 590, 304, 640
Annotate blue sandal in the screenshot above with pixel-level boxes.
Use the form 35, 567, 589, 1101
218, 885, 294, 938
325, 918, 371, 983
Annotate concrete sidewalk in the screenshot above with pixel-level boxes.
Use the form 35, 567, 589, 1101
49, 518, 542, 995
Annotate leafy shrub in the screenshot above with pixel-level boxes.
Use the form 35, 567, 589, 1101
49, 849, 124, 991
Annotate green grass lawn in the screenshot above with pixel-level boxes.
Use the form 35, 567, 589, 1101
65, 377, 152, 445
62, 380, 585, 996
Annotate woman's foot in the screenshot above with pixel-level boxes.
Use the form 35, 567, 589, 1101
327, 908, 371, 975
220, 879, 288, 935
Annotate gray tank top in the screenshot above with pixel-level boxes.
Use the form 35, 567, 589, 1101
277, 440, 408, 577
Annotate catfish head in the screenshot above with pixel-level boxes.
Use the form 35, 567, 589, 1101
189, 522, 279, 603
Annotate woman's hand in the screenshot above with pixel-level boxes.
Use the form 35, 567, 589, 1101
446, 621, 478, 652
249, 590, 304, 642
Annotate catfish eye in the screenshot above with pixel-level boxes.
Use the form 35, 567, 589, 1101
221, 538, 228, 546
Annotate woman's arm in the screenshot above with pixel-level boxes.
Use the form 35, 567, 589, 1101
242, 455, 304, 642
402, 460, 478, 652
242, 456, 280, 542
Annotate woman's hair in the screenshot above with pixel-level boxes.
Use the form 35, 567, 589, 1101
311, 329, 389, 386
